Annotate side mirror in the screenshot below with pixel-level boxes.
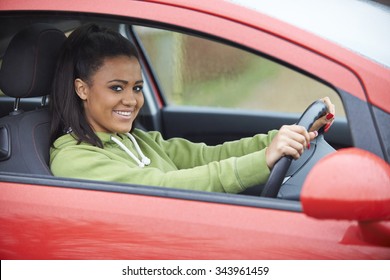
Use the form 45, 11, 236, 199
301, 148, 390, 221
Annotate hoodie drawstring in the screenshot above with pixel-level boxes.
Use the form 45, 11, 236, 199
111, 133, 151, 168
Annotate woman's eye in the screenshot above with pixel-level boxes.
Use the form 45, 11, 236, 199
110, 85, 123, 92
133, 85, 143, 93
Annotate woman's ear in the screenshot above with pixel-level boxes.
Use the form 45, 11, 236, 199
74, 78, 89, 100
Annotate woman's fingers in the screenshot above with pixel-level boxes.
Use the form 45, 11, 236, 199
310, 96, 336, 132
283, 125, 311, 156
265, 125, 315, 169
321, 96, 335, 115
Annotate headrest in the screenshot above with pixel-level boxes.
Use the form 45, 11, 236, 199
0, 23, 66, 98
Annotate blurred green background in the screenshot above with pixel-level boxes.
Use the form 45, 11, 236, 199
136, 26, 345, 115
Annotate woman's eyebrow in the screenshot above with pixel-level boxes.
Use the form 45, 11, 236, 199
107, 79, 143, 84
107, 79, 128, 84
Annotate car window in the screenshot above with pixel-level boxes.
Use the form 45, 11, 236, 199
133, 26, 345, 115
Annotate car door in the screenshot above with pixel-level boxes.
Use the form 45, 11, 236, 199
125, 1, 388, 257
3, 174, 390, 259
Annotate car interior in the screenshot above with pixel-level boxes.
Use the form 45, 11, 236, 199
0, 15, 353, 203
0, 19, 137, 176
0, 23, 66, 175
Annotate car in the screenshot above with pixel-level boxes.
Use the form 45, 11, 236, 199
0, 0, 389, 260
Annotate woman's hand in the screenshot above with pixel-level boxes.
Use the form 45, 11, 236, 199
265, 96, 335, 169
265, 125, 318, 169
310, 96, 335, 132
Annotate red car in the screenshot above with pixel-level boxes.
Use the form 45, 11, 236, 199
0, 0, 389, 259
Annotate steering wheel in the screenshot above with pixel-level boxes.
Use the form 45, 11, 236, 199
261, 100, 328, 198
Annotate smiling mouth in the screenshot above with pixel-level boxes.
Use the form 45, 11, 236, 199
113, 110, 132, 117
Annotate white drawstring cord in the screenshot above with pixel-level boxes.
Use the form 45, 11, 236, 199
110, 134, 151, 168
125, 133, 151, 166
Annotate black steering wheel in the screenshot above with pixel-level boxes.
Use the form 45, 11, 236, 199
261, 100, 328, 198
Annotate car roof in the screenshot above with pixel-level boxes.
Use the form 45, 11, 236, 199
229, 0, 390, 68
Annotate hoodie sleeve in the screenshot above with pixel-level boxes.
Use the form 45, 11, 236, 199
50, 130, 278, 193
130, 129, 278, 192
138, 129, 278, 169
51, 144, 271, 193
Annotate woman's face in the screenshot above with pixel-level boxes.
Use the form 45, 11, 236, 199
75, 55, 144, 134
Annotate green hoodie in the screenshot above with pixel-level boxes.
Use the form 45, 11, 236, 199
50, 129, 277, 193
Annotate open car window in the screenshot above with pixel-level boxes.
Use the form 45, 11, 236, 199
133, 25, 345, 116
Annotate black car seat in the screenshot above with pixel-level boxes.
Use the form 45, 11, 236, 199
0, 23, 66, 175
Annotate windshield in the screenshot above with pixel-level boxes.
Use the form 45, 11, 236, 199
229, 0, 390, 68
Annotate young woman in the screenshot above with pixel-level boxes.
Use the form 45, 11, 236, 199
50, 24, 335, 193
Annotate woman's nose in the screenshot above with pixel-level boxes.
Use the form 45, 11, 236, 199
122, 90, 137, 106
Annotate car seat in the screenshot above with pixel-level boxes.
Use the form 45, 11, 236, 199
0, 23, 66, 175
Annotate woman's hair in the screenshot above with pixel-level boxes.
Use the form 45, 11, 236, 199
50, 23, 140, 148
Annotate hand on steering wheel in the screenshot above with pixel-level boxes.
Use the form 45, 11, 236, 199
265, 125, 318, 170
311, 96, 335, 132
261, 98, 334, 198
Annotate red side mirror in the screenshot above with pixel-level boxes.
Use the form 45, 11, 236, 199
301, 148, 390, 221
